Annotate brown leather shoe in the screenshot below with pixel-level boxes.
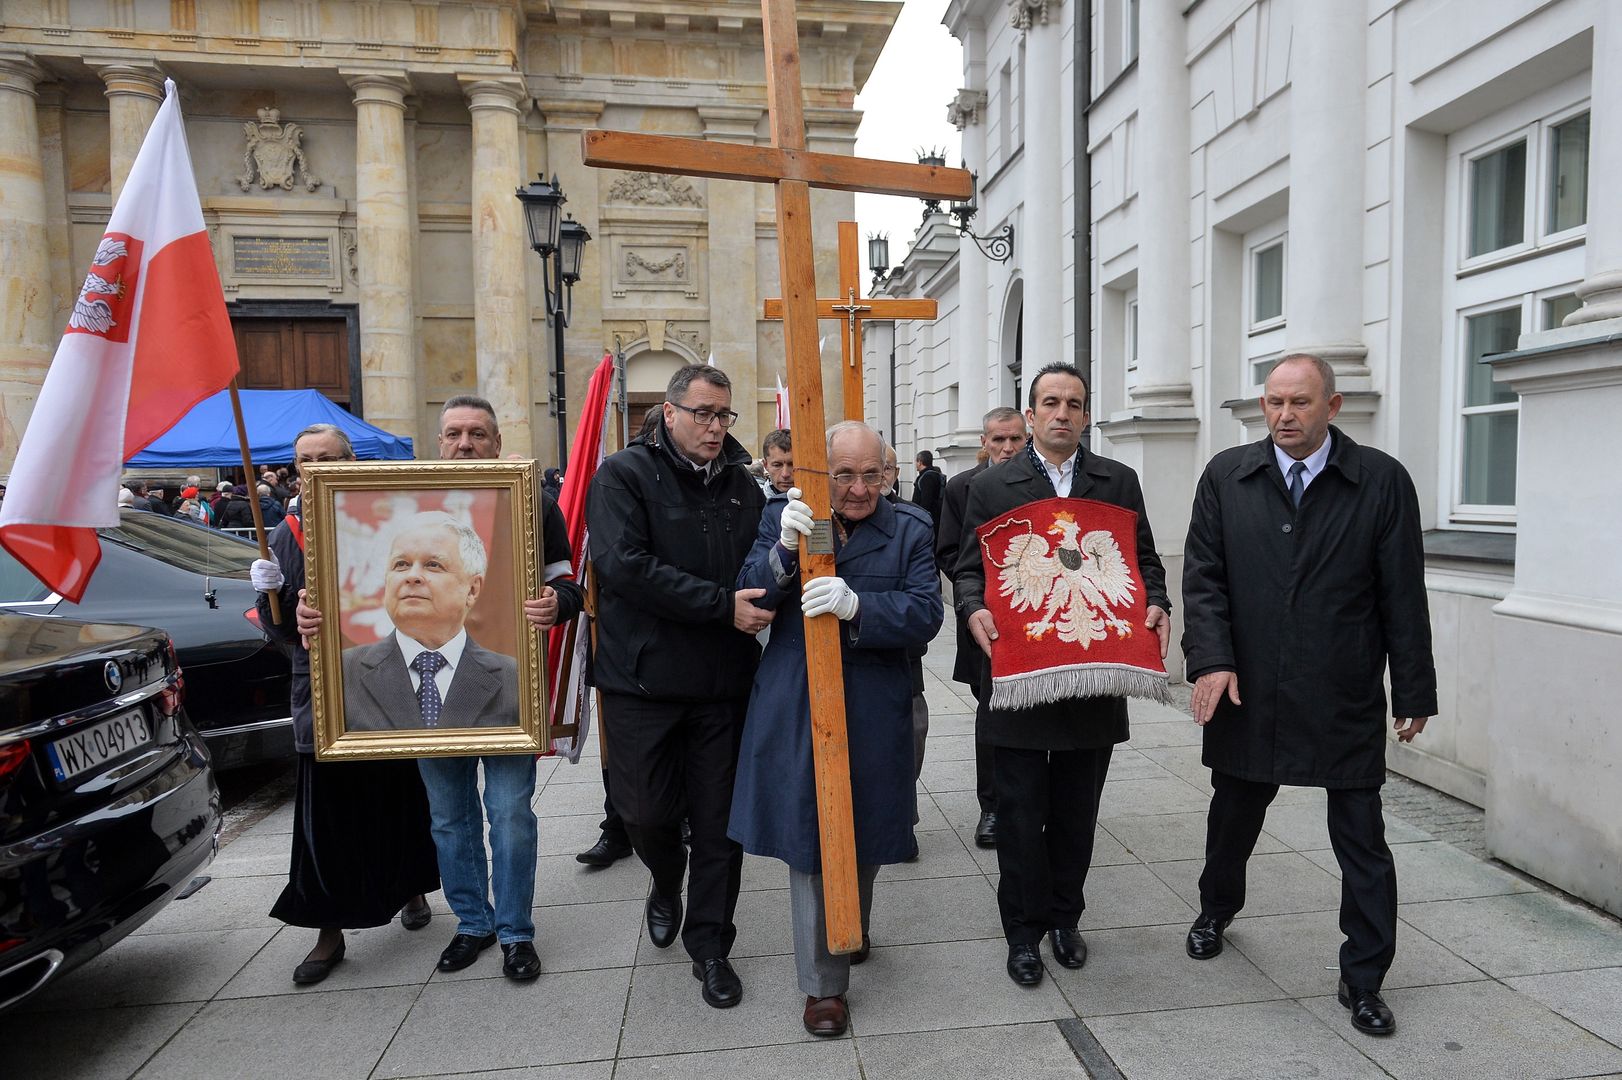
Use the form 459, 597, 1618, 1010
803, 994, 848, 1037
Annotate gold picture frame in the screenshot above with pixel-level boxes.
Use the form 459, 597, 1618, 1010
302, 459, 543, 760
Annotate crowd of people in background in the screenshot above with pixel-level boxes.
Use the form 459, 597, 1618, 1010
118, 466, 300, 532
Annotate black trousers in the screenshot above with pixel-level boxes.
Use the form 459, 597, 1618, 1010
1198, 770, 1398, 989
992, 744, 1113, 945
599, 693, 746, 962
971, 679, 996, 814
598, 770, 629, 843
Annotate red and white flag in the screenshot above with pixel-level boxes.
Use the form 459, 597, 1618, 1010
0, 81, 239, 602
775, 374, 792, 430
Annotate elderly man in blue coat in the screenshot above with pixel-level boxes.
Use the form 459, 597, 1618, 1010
728, 420, 944, 1038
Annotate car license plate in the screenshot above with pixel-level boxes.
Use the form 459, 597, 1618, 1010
46, 709, 153, 782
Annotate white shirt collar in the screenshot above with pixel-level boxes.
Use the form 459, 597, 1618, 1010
395, 628, 468, 672
1036, 450, 1077, 498
1273, 434, 1334, 488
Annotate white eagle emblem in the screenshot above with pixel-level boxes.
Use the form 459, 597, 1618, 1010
993, 511, 1137, 646
68, 237, 133, 335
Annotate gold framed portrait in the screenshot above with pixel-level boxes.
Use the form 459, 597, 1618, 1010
301, 460, 544, 760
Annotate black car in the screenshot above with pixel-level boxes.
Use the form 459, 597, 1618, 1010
0, 613, 221, 1012
0, 509, 293, 769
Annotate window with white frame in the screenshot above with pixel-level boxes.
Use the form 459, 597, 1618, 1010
998, 61, 1013, 166
1242, 220, 1287, 390
1124, 289, 1139, 392
1443, 79, 1590, 524
1124, 0, 1139, 65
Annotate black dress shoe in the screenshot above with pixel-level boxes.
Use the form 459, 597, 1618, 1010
437, 932, 497, 973
292, 940, 344, 985
645, 891, 683, 949
849, 934, 872, 965
576, 834, 633, 867
399, 899, 432, 931
1185, 913, 1231, 960
501, 940, 542, 981
1049, 927, 1087, 969
1006, 943, 1044, 986
1338, 979, 1396, 1036
974, 811, 998, 848
692, 957, 743, 1008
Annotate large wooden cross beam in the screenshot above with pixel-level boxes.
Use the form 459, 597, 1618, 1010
584, 0, 971, 954
764, 221, 938, 421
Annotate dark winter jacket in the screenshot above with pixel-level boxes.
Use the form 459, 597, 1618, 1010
936, 460, 988, 688
218, 495, 256, 530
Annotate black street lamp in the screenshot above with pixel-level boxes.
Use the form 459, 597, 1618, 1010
515, 175, 590, 470
867, 232, 890, 290
946, 169, 1015, 263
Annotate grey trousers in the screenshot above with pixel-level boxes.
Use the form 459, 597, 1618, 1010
788, 863, 880, 997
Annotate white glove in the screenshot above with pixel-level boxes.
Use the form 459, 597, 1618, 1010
801, 575, 859, 621
250, 557, 284, 593
779, 486, 815, 549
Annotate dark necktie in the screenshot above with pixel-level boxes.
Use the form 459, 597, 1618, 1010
1288, 461, 1307, 508
411, 651, 447, 727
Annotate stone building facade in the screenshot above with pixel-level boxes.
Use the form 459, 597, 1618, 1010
0, 0, 896, 469
870, 0, 1621, 917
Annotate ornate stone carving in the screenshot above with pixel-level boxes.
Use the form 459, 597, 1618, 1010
607, 170, 704, 208
665, 321, 708, 360
1010, 0, 1052, 30
947, 88, 986, 130
342, 228, 358, 282
237, 108, 320, 192
625, 250, 687, 279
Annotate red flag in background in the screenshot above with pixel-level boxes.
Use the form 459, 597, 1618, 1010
0, 80, 238, 601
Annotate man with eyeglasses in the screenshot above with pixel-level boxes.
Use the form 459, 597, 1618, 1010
586, 363, 769, 1010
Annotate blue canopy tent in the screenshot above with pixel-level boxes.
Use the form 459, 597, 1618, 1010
125, 389, 414, 467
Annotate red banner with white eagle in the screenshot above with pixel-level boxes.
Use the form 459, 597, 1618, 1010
976, 497, 1170, 710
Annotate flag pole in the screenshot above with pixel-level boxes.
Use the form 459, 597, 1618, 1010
226, 378, 281, 624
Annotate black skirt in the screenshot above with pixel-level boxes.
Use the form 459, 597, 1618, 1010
269, 753, 441, 929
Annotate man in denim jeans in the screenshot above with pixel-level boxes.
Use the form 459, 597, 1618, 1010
297, 395, 581, 981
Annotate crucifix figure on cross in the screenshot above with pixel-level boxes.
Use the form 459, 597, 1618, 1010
583, 0, 971, 954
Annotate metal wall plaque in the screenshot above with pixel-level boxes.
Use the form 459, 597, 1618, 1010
807, 518, 835, 555
232, 235, 333, 278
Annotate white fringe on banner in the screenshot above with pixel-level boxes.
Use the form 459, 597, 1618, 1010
989, 661, 1172, 711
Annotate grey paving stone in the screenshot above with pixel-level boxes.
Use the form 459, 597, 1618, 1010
1099, 748, 1173, 782
533, 851, 651, 907
1102, 808, 1288, 864
139, 985, 418, 1079
217, 922, 443, 997
1302, 840, 1537, 904
0, 1002, 199, 1080
1400, 892, 1622, 978
387, 1065, 613, 1080
1507, 967, 1622, 1049
1255, 799, 1432, 851
913, 796, 954, 832
1225, 911, 1488, 995
961, 822, 1136, 877
1046, 922, 1289, 1017
530, 897, 644, 974
634, 887, 794, 967
617, 952, 817, 1057
868, 875, 1003, 946
1097, 775, 1213, 817
846, 938, 1074, 1035
919, 756, 979, 793
543, 759, 601, 784
255, 801, 295, 833
741, 851, 792, 892
24, 927, 275, 1009
614, 1040, 860, 1080
374, 968, 630, 1077
925, 711, 978, 737
1078, 863, 1198, 930
1151, 852, 1343, 917
877, 827, 983, 881
923, 733, 980, 762
132, 874, 286, 935
536, 781, 615, 817
1087, 999, 1389, 1080
208, 831, 293, 878
929, 788, 986, 831
1120, 721, 1204, 749
854, 1023, 1089, 1079
1300, 980, 1622, 1080
538, 812, 608, 858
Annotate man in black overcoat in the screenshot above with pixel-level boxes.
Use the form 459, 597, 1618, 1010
956, 363, 1170, 987
1181, 353, 1436, 1038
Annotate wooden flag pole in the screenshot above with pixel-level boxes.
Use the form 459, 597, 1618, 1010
226, 378, 280, 625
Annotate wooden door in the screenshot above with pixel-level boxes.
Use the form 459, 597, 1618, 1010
233, 319, 351, 409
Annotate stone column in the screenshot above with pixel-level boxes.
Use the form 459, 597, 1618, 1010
1018, 3, 1064, 397
344, 71, 419, 445
1284, 0, 1369, 379
462, 76, 533, 457
0, 54, 52, 472
950, 87, 989, 454
699, 106, 763, 446
97, 62, 164, 201
1568, 8, 1622, 326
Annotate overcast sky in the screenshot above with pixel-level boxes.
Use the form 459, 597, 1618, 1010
853, 0, 963, 282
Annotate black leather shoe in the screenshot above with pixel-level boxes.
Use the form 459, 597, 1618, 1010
849, 934, 872, 966
974, 811, 998, 848
692, 957, 743, 1008
1338, 979, 1396, 1036
501, 941, 542, 981
575, 834, 633, 867
1185, 913, 1231, 960
645, 891, 683, 949
1006, 943, 1044, 986
1049, 927, 1087, 969
436, 932, 497, 973
399, 899, 432, 931
292, 940, 344, 985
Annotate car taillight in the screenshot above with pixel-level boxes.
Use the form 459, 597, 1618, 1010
243, 606, 262, 629
156, 636, 186, 716
0, 741, 30, 783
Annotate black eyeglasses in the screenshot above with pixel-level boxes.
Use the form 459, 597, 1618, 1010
668, 402, 740, 428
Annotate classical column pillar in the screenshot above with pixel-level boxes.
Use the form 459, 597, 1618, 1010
462, 76, 533, 457
1568, 8, 1622, 326
344, 71, 419, 445
700, 106, 763, 446
97, 62, 164, 201
950, 87, 989, 456
0, 54, 52, 472
1284, 0, 1369, 378
1018, 2, 1064, 397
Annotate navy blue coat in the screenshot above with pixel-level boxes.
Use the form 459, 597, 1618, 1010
727, 496, 944, 873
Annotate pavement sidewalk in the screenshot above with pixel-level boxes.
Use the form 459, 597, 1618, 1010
6, 633, 1622, 1080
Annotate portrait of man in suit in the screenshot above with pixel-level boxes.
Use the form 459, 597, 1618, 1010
341, 510, 519, 732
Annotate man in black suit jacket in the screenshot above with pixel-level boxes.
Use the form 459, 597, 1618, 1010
912, 450, 945, 532
935, 407, 1028, 848
342, 634, 518, 731
955, 363, 1171, 988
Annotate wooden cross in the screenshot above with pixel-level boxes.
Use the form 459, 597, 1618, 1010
764, 221, 938, 420
583, 0, 971, 953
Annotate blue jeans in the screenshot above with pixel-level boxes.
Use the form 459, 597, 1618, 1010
417, 754, 537, 944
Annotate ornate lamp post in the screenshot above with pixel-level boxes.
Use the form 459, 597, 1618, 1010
867, 232, 890, 290
516, 175, 590, 470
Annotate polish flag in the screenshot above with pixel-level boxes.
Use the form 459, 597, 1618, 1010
775, 375, 792, 431
0, 80, 239, 602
